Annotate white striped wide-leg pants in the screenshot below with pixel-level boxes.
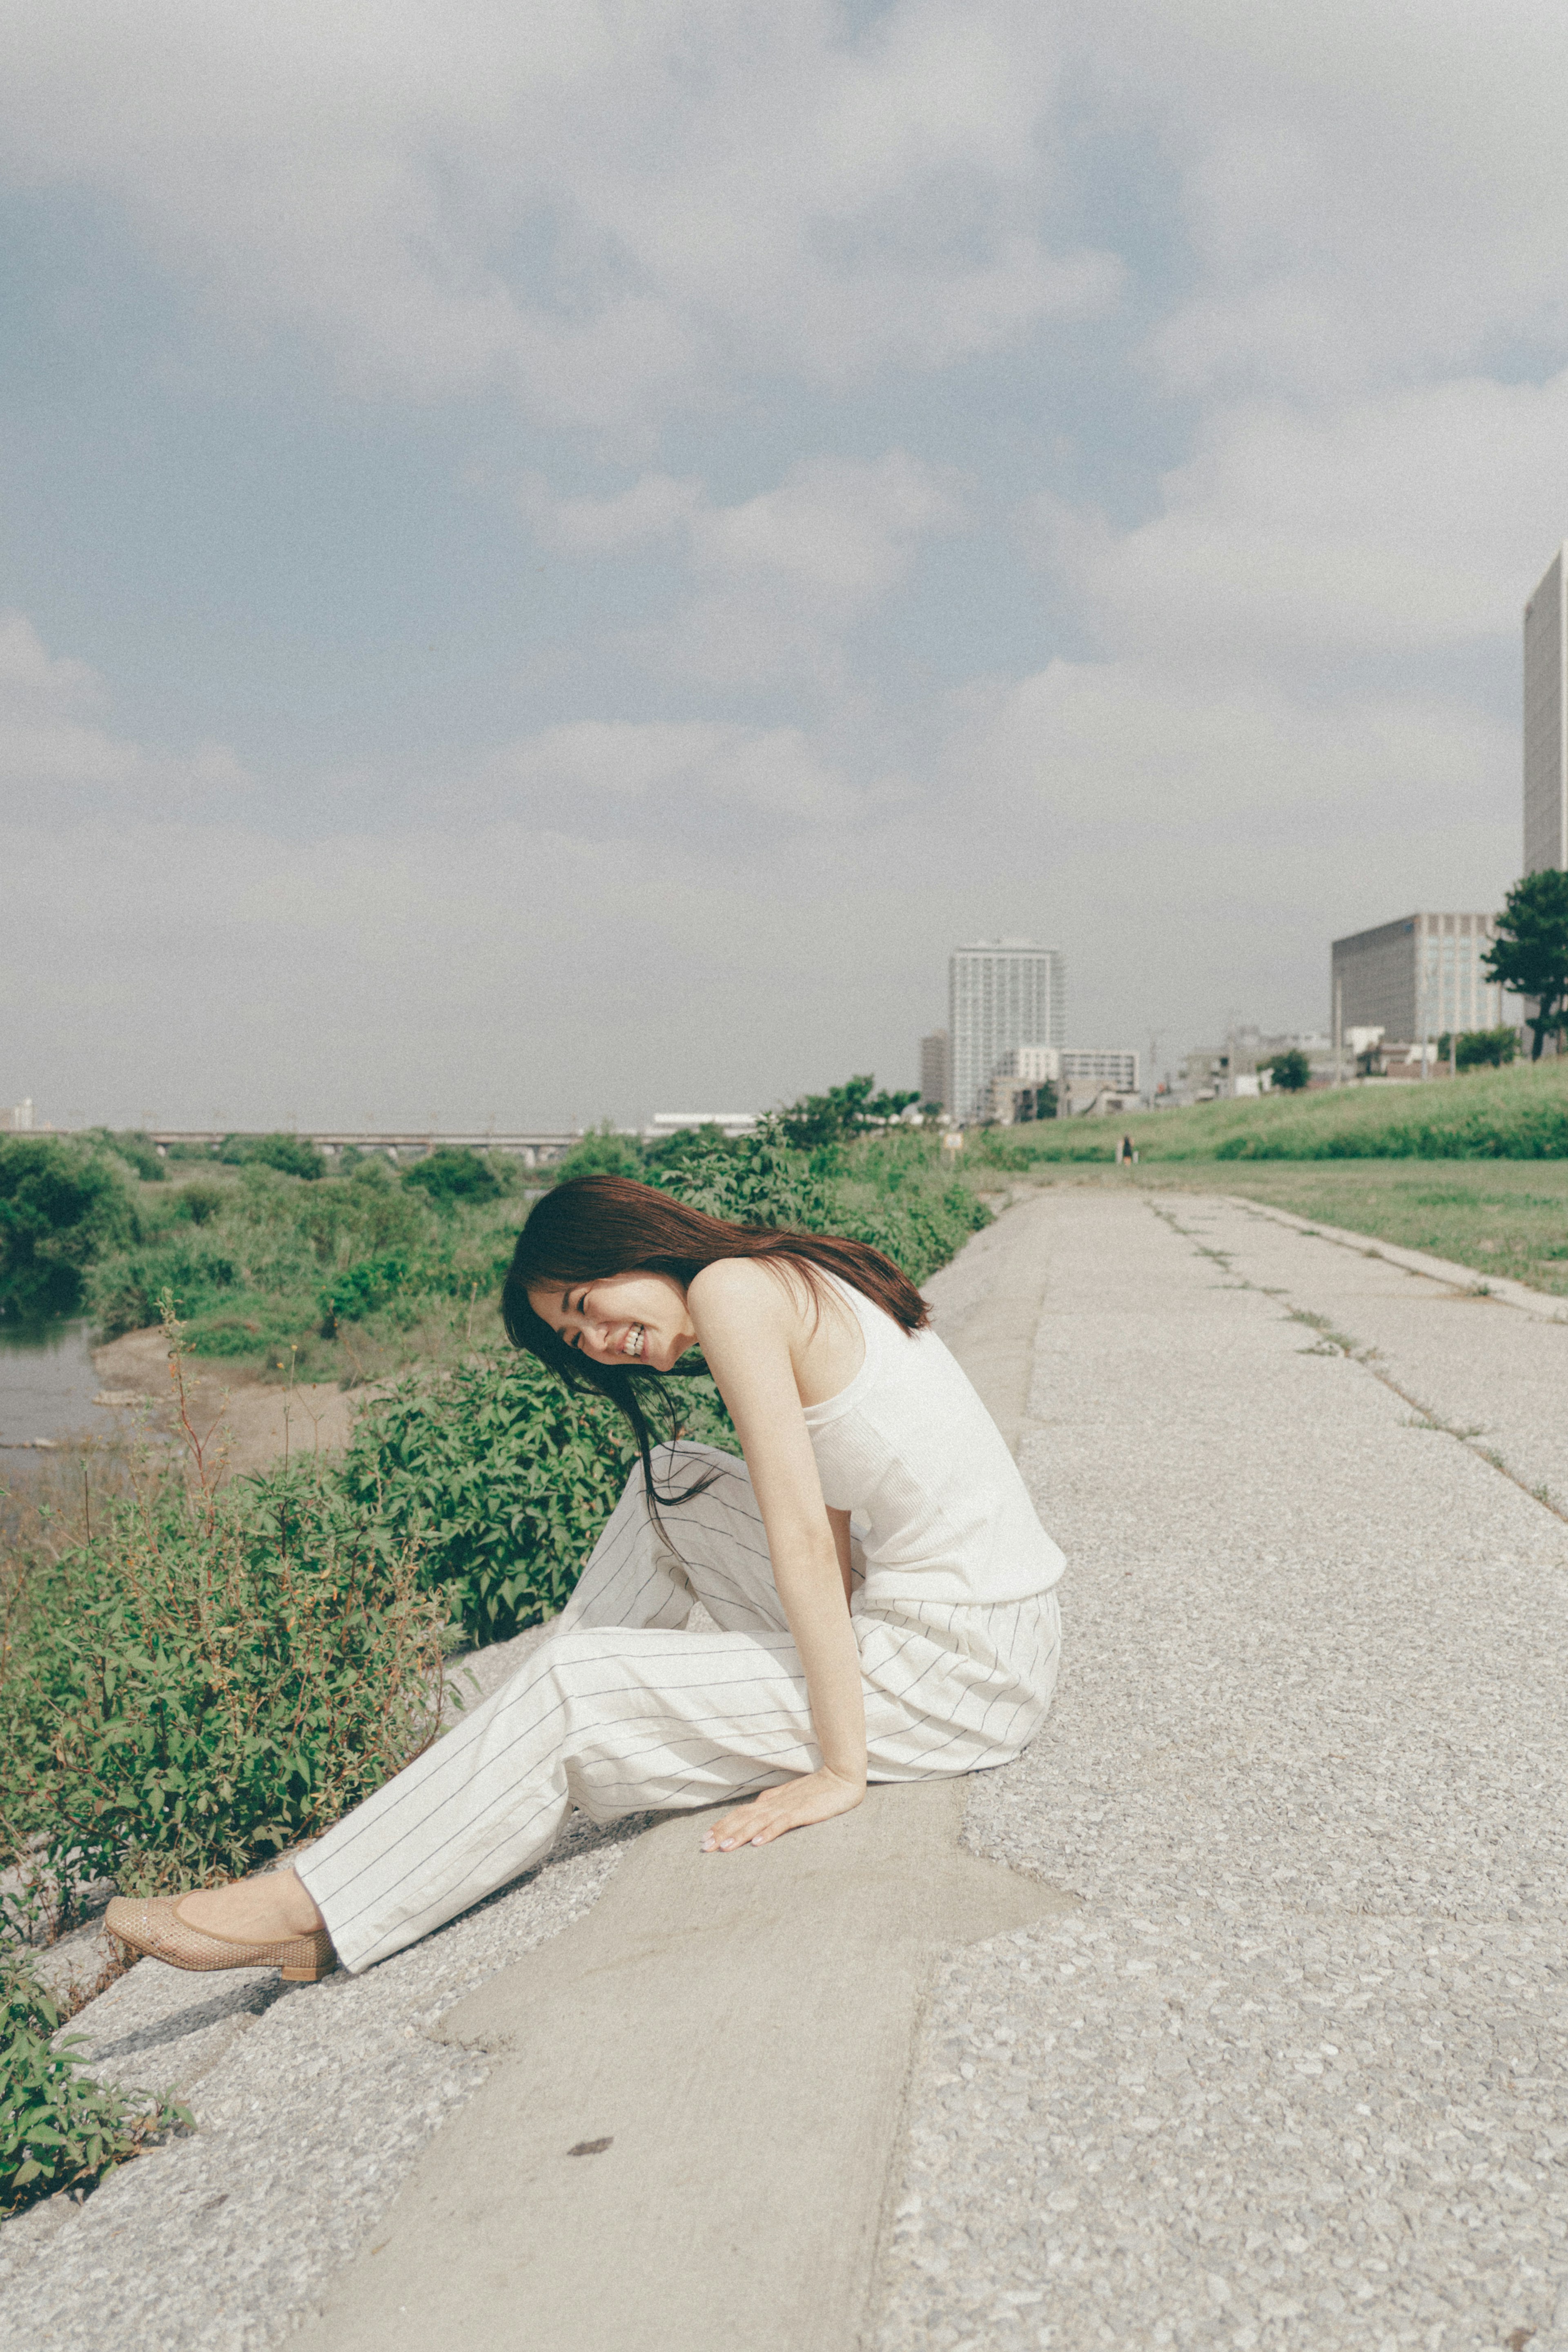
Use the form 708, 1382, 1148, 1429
296, 1444, 1062, 1974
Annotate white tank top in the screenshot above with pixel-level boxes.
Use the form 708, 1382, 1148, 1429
801, 1274, 1065, 1607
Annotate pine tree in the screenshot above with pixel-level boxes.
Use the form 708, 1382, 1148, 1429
1483, 871, 1568, 1059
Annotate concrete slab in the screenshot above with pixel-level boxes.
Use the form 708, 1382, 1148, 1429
293, 1784, 1076, 2352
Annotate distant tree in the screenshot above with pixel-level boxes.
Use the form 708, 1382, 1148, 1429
780, 1075, 920, 1149
641, 1123, 735, 1176
548, 1124, 646, 1185
402, 1146, 502, 1205
1483, 870, 1568, 1059
83, 1128, 165, 1182
1455, 1025, 1519, 1070
218, 1131, 327, 1180
1264, 1048, 1311, 1092
0, 1139, 137, 1318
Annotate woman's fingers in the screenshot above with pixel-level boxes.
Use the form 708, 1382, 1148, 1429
700, 1770, 864, 1853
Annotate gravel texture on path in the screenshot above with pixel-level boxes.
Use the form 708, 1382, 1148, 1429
872, 1187, 1568, 2352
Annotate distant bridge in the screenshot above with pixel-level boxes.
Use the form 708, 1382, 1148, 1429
144, 1116, 759, 1163
148, 1128, 584, 1164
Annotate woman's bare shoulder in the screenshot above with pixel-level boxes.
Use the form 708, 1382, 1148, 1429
687, 1257, 799, 1327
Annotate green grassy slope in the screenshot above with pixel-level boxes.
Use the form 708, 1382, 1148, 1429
979, 1059, 1568, 1166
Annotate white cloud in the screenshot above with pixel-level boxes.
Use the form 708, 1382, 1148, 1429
522, 473, 704, 554
0, 0, 1118, 429
0, 610, 248, 812
1086, 0, 1568, 397
1028, 369, 1568, 673
471, 714, 876, 824
523, 450, 969, 685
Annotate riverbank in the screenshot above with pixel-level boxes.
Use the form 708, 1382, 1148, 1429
89, 1328, 365, 1480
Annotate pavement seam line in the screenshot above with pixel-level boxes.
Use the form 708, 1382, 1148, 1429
1217, 1191, 1568, 1323
1148, 1201, 1568, 1531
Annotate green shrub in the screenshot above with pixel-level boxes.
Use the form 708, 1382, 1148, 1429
171, 1180, 225, 1225
402, 1147, 502, 1206
648, 1117, 989, 1287
1454, 1026, 1519, 1070
0, 1951, 190, 2216
339, 1350, 734, 1644
0, 1139, 138, 1319
548, 1125, 647, 1185
82, 1129, 166, 1183
319, 1253, 418, 1332
85, 1230, 244, 1337
1263, 1048, 1311, 1093
0, 1458, 451, 1906
219, 1133, 327, 1181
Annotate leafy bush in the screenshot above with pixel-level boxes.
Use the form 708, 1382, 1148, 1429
0, 1453, 451, 1905
319, 1252, 418, 1332
402, 1147, 502, 1206
82, 1129, 166, 1183
86, 1228, 245, 1338
219, 1133, 327, 1180
548, 1125, 648, 1184
1454, 1026, 1518, 1070
80, 1155, 519, 1378
0, 1951, 190, 2216
1263, 1048, 1311, 1092
339, 1351, 735, 1644
649, 1117, 988, 1287
172, 1179, 225, 1224
0, 1140, 138, 1319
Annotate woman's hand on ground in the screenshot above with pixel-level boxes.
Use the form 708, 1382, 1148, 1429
701, 1766, 866, 1853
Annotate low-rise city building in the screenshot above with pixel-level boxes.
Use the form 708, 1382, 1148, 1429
982, 1046, 1140, 1122
1330, 914, 1515, 1056
646, 1112, 759, 1139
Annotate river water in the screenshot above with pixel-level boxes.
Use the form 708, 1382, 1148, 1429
0, 1319, 109, 1452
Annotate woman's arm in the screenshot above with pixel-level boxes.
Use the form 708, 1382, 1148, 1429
686, 1260, 866, 1850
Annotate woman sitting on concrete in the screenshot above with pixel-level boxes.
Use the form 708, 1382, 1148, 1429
107, 1176, 1065, 1981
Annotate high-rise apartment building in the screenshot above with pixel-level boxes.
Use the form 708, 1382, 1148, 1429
1524, 547, 1568, 874
919, 1030, 949, 1111
948, 939, 1065, 1124
1330, 914, 1511, 1046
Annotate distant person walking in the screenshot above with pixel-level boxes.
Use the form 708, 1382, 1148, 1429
1116, 1133, 1138, 1166
108, 1176, 1065, 1980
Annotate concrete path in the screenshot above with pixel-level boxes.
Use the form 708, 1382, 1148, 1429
872, 1187, 1568, 2352
6, 1186, 1568, 2352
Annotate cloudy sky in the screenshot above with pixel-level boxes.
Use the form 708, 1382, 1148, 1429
4, 0, 1563, 1130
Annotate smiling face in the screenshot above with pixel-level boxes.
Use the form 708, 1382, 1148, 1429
527, 1269, 696, 1373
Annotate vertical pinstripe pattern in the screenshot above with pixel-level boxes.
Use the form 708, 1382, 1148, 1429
297, 1445, 1061, 1974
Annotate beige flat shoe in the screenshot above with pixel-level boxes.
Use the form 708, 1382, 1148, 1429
105, 1894, 337, 1983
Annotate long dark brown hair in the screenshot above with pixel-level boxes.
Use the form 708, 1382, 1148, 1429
502, 1174, 927, 1506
